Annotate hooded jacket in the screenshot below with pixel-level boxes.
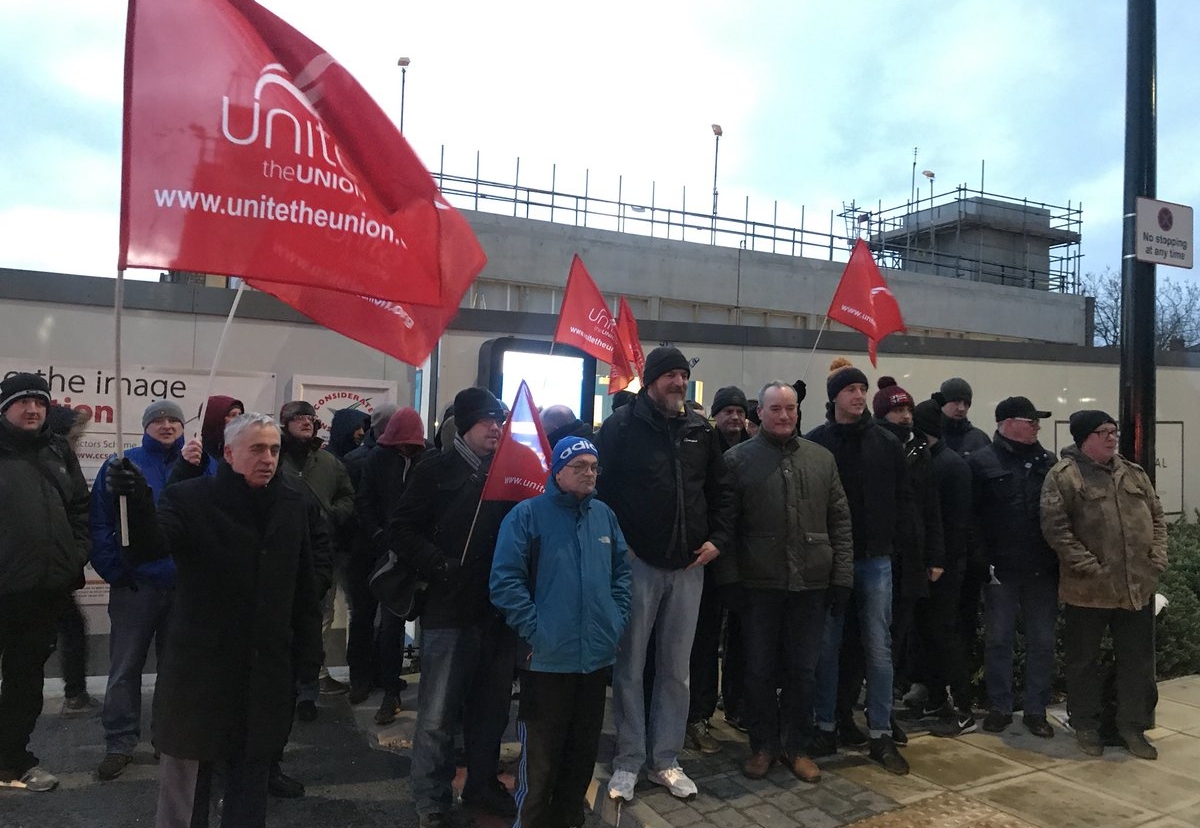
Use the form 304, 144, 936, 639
89, 431, 184, 589
490, 474, 632, 674
0, 417, 91, 595
327, 408, 370, 460
594, 390, 734, 570
876, 420, 945, 599
278, 432, 355, 529
356, 409, 429, 558
713, 429, 853, 593
1040, 445, 1168, 610
968, 432, 1057, 579
167, 395, 243, 485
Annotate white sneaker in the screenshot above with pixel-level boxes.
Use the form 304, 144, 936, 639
648, 765, 697, 799
0, 766, 59, 792
607, 769, 637, 801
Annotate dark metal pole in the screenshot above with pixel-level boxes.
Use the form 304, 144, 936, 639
1118, 0, 1157, 480
400, 66, 407, 133
711, 133, 721, 244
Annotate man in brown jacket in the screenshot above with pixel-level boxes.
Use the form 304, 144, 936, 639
1040, 410, 1168, 760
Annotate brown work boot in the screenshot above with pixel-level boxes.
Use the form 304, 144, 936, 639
783, 753, 821, 783
742, 750, 775, 779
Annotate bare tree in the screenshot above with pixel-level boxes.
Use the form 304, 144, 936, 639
1083, 267, 1200, 349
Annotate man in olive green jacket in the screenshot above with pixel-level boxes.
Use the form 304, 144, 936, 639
1040, 410, 1167, 760
713, 382, 853, 782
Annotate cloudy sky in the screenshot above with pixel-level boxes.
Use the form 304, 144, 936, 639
3, 0, 1198, 287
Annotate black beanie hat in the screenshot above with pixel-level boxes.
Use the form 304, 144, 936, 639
746, 401, 761, 426
711, 386, 749, 417
642, 346, 690, 386
872, 376, 914, 419
1069, 410, 1117, 446
912, 399, 943, 439
454, 387, 504, 435
826, 357, 869, 401
940, 377, 973, 405
279, 400, 316, 424
0, 372, 52, 413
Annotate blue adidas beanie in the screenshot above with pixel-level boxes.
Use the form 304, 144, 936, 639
551, 436, 598, 476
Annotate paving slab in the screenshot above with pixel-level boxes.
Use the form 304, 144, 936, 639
1046, 749, 1200, 814
1156, 676, 1200, 707
966, 771, 1162, 828
842, 791, 1039, 827
903, 735, 1037, 791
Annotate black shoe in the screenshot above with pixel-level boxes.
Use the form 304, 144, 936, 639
374, 692, 401, 725
419, 807, 477, 828
982, 711, 1012, 732
97, 753, 132, 781
837, 716, 869, 747
930, 709, 978, 738
868, 734, 909, 775
890, 716, 908, 746
1022, 713, 1054, 739
921, 700, 954, 719
348, 682, 371, 705
296, 700, 318, 722
267, 764, 305, 798
318, 675, 350, 695
1119, 729, 1158, 760
809, 728, 838, 757
1075, 729, 1104, 757
461, 778, 517, 817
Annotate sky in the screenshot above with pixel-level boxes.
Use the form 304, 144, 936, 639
3, 0, 1199, 288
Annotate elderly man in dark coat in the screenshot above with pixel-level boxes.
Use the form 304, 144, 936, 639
109, 412, 324, 828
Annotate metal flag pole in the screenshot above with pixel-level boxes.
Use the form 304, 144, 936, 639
114, 270, 129, 545
193, 281, 247, 437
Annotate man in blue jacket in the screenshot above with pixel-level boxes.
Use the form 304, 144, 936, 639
90, 401, 185, 781
492, 437, 632, 828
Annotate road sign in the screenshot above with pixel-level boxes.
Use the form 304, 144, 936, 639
1135, 197, 1193, 268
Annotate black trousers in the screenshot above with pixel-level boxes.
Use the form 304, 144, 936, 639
913, 561, 973, 711
344, 552, 380, 688
721, 608, 745, 720
687, 569, 723, 723
515, 669, 608, 828
1064, 602, 1156, 733
55, 591, 88, 699
157, 752, 270, 828
0, 590, 59, 776
740, 588, 826, 756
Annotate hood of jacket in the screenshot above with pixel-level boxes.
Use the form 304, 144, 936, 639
328, 408, 370, 458
379, 407, 426, 448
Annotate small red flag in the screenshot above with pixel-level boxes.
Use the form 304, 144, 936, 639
827, 239, 906, 366
481, 381, 553, 502
552, 255, 618, 364
608, 297, 645, 394
119, 0, 485, 307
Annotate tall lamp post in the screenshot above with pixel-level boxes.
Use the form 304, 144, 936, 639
397, 56, 411, 133
711, 124, 722, 243
922, 169, 936, 265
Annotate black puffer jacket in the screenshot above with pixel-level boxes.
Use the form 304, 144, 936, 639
877, 420, 944, 599
968, 432, 1057, 580
0, 418, 90, 595
595, 391, 734, 570
388, 446, 515, 628
806, 412, 906, 561
929, 440, 972, 567
942, 417, 991, 458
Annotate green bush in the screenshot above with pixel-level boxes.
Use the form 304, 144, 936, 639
1157, 516, 1200, 679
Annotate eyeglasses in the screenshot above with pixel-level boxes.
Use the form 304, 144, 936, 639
564, 461, 601, 475
1092, 428, 1120, 438
1011, 417, 1041, 425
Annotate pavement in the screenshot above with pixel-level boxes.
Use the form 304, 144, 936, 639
5, 672, 1200, 828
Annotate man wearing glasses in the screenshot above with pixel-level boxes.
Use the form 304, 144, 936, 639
967, 397, 1058, 739
391, 387, 521, 828
1040, 411, 1167, 759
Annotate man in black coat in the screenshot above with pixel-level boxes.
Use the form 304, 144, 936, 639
389, 387, 520, 828
968, 396, 1058, 739
109, 412, 324, 828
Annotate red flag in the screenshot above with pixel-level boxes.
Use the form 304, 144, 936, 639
481, 381, 553, 502
119, 0, 485, 308
247, 280, 454, 366
826, 239, 906, 366
608, 297, 644, 394
552, 255, 617, 363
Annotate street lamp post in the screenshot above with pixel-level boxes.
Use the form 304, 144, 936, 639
922, 169, 936, 266
397, 57, 411, 133
711, 124, 722, 243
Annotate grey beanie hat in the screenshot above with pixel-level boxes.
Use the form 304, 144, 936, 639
939, 377, 973, 405
142, 400, 185, 429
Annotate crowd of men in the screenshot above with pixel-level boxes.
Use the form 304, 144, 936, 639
0, 346, 1170, 828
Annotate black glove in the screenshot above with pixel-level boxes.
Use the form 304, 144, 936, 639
429, 556, 462, 585
107, 457, 150, 501
826, 585, 853, 617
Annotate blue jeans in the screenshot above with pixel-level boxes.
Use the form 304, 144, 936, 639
611, 555, 704, 774
102, 584, 173, 755
983, 571, 1058, 716
814, 557, 894, 737
410, 619, 518, 816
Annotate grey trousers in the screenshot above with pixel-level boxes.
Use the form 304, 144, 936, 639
156, 752, 270, 828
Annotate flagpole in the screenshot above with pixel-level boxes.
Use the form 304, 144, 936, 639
799, 315, 832, 383
460, 498, 484, 566
114, 270, 129, 545
193, 281, 247, 436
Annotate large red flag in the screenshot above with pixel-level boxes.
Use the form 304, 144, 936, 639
481, 381, 553, 502
552, 255, 618, 363
119, 0, 485, 308
826, 239, 906, 366
608, 296, 645, 394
